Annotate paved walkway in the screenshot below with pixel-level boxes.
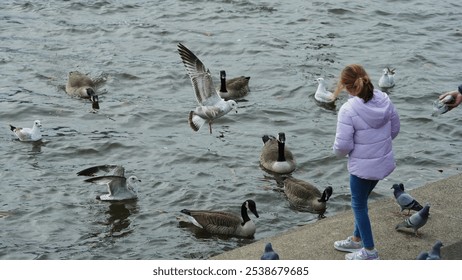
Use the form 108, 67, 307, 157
211, 173, 462, 260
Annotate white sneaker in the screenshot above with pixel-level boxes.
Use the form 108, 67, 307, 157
345, 248, 379, 260
334, 236, 362, 252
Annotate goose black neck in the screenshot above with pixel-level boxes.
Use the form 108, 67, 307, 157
219, 70, 227, 92
241, 202, 250, 225
277, 141, 286, 162
319, 190, 328, 202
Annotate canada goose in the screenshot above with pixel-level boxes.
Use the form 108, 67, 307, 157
216, 70, 250, 101
180, 199, 259, 238
260, 132, 296, 174
9, 120, 42, 141
77, 165, 140, 201
178, 43, 238, 134
283, 177, 333, 218
378, 67, 395, 89
314, 77, 335, 103
65, 71, 99, 109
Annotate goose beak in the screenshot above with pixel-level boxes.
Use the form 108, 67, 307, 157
91, 96, 99, 110
252, 209, 259, 218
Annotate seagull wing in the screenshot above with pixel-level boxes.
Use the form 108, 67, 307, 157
178, 43, 222, 106
77, 165, 125, 177
84, 175, 127, 196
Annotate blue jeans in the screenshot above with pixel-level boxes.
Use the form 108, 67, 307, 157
350, 174, 378, 249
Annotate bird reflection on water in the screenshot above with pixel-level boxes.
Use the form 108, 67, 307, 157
100, 201, 138, 238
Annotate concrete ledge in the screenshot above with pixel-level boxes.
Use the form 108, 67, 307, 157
211, 173, 462, 260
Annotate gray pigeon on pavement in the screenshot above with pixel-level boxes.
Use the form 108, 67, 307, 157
416, 251, 429, 260
261, 243, 280, 260
395, 203, 430, 236
391, 183, 423, 215
416, 240, 443, 260
427, 240, 443, 260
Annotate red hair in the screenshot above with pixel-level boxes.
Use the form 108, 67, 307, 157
334, 64, 374, 102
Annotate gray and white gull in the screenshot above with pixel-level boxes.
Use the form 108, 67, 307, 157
178, 43, 238, 134
77, 165, 140, 201
9, 120, 42, 142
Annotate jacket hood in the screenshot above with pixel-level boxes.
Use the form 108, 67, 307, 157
348, 89, 393, 128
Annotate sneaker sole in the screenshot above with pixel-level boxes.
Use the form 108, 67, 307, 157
334, 245, 361, 253
345, 255, 380, 260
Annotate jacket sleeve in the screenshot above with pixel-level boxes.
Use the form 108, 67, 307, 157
333, 106, 354, 157
390, 103, 400, 140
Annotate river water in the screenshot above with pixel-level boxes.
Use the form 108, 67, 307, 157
1, 0, 461, 260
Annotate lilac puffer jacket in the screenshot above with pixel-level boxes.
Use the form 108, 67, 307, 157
333, 89, 400, 180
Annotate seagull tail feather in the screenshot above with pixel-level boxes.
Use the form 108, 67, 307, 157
188, 111, 205, 132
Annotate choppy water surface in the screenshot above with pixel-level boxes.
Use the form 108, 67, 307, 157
1, 0, 461, 259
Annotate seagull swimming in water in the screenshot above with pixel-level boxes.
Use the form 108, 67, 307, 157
77, 165, 141, 201
314, 77, 335, 103
378, 67, 395, 89
178, 43, 238, 134
9, 120, 42, 141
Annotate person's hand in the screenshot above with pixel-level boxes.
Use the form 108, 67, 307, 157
439, 90, 462, 111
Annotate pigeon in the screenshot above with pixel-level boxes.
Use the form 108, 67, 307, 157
314, 77, 335, 103
416, 251, 429, 260
261, 243, 280, 260
9, 120, 42, 142
177, 43, 238, 134
391, 183, 423, 215
426, 240, 443, 260
416, 240, 443, 260
395, 203, 430, 236
378, 67, 395, 89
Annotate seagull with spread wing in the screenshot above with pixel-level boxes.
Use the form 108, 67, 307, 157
177, 43, 237, 134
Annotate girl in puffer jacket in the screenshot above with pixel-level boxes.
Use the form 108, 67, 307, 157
332, 64, 400, 260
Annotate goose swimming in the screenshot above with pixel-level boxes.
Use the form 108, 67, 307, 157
65, 71, 100, 110
260, 132, 296, 174
180, 199, 259, 238
216, 70, 251, 101
283, 177, 333, 218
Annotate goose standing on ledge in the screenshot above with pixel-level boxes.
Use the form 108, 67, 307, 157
260, 132, 296, 174
283, 177, 333, 218
216, 70, 251, 101
65, 71, 100, 110
177, 43, 238, 134
9, 120, 42, 142
180, 199, 259, 238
